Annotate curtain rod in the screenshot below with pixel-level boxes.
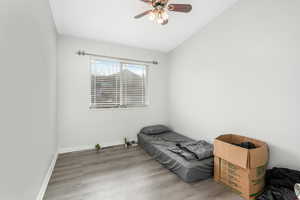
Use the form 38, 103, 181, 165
76, 50, 158, 65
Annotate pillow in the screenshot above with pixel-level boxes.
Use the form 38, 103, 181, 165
140, 125, 171, 135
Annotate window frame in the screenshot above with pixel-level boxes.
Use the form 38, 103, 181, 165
89, 57, 149, 110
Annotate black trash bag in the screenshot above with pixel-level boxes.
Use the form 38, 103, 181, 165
239, 141, 256, 149
233, 141, 256, 149
266, 168, 300, 189
256, 186, 297, 200
256, 167, 300, 200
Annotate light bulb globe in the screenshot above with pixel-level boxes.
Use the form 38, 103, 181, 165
157, 18, 164, 24
148, 11, 156, 21
162, 12, 168, 20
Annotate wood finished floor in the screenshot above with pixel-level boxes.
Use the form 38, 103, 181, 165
44, 146, 243, 200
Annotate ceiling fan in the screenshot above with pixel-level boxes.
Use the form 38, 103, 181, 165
134, 0, 192, 25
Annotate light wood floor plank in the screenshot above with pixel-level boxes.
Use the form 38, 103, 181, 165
43, 146, 242, 200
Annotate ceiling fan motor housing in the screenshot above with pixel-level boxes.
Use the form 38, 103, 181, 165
152, 0, 167, 9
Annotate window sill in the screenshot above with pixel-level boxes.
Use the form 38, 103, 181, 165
88, 105, 149, 111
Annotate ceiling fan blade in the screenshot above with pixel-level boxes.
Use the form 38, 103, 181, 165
168, 4, 192, 13
134, 10, 152, 19
140, 0, 152, 4
162, 19, 168, 25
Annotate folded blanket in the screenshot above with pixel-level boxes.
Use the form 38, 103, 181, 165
168, 146, 197, 161
177, 140, 213, 161
168, 140, 213, 161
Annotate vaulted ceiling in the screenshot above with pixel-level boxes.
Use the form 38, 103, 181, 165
50, 0, 239, 52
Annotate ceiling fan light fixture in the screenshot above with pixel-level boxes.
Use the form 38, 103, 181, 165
157, 17, 164, 24
157, 18, 164, 24
148, 9, 167, 24
161, 11, 168, 20
135, 0, 192, 25
148, 11, 156, 21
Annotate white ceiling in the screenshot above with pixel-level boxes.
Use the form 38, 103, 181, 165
50, 0, 239, 52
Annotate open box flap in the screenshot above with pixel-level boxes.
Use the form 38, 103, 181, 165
214, 134, 268, 169
249, 145, 269, 168
214, 139, 249, 168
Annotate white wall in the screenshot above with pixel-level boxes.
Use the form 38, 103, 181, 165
0, 0, 57, 199
168, 0, 300, 169
57, 36, 169, 151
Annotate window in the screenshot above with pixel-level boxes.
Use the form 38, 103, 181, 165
90, 58, 148, 109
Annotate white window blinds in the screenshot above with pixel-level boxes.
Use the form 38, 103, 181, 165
90, 59, 148, 109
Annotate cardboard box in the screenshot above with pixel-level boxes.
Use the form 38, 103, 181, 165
214, 134, 269, 200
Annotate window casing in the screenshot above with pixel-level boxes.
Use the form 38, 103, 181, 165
90, 58, 148, 109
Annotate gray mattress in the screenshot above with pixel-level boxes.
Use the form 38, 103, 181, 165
138, 131, 213, 182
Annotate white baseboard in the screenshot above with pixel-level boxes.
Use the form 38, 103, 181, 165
36, 152, 58, 200
58, 145, 94, 154
58, 142, 123, 154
